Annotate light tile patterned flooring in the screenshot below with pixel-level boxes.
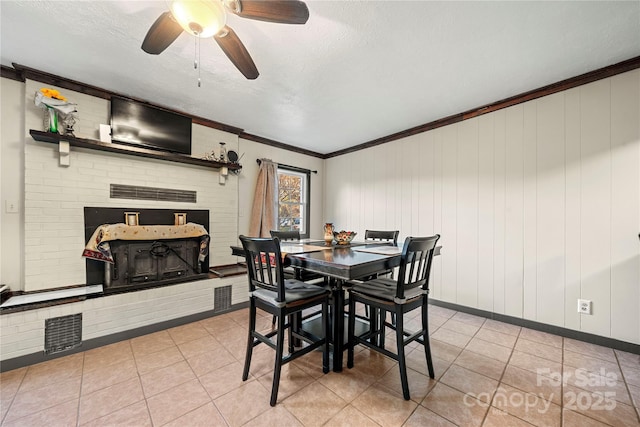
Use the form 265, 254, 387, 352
1, 304, 640, 426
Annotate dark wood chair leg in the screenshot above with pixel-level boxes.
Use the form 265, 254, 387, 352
347, 295, 356, 369
422, 297, 435, 378
378, 309, 386, 349
369, 306, 378, 345
242, 299, 257, 381
395, 307, 410, 400
292, 312, 303, 348
322, 300, 330, 373
270, 312, 286, 406
288, 313, 295, 353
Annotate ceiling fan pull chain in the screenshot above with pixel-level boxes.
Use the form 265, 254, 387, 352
192, 35, 202, 87
198, 37, 202, 87
193, 35, 198, 70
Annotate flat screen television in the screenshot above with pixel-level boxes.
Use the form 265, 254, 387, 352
110, 96, 192, 155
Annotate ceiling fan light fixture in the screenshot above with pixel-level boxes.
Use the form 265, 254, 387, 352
170, 0, 226, 38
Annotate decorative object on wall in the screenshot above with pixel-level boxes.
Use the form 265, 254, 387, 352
140, 0, 310, 80
227, 149, 239, 163
227, 150, 243, 175
174, 212, 187, 225
34, 88, 77, 134
124, 212, 140, 226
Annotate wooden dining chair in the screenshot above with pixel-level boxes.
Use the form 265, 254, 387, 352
270, 230, 326, 285
269, 230, 302, 280
269, 230, 326, 326
347, 234, 440, 400
269, 230, 301, 242
239, 235, 330, 406
362, 229, 400, 322
362, 230, 399, 282
364, 229, 399, 246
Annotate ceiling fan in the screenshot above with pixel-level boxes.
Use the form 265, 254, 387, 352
141, 0, 310, 80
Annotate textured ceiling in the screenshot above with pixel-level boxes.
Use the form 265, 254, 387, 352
1, 1, 639, 155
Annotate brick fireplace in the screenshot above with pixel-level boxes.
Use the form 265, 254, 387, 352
2, 79, 250, 363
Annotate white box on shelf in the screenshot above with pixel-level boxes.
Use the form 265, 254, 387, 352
99, 124, 111, 143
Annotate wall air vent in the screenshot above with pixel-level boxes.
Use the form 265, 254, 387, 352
44, 313, 82, 355
110, 184, 196, 203
214, 286, 232, 312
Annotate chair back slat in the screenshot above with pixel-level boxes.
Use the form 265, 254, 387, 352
365, 230, 399, 246
396, 235, 440, 301
239, 235, 286, 302
270, 230, 301, 241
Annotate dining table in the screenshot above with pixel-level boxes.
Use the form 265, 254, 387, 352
231, 239, 406, 372
287, 241, 406, 371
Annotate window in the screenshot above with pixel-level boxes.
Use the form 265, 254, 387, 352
277, 166, 310, 238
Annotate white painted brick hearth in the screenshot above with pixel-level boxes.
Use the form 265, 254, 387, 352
0, 276, 247, 361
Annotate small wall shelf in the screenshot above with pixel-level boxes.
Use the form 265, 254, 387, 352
29, 129, 242, 171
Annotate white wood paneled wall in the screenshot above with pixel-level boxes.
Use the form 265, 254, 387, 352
325, 70, 640, 344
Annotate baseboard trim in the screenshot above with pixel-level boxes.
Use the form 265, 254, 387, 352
0, 301, 250, 372
429, 298, 640, 355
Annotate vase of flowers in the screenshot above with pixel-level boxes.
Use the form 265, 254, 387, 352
44, 106, 58, 133
34, 88, 77, 134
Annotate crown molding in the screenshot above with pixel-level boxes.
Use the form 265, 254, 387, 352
239, 132, 324, 159
1, 64, 23, 81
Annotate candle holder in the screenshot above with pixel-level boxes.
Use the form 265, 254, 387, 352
174, 213, 187, 226
124, 212, 139, 226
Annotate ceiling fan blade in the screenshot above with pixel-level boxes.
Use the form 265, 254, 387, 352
228, 0, 309, 24
141, 12, 183, 54
214, 26, 259, 80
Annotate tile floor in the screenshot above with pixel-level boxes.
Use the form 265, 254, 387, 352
1, 304, 640, 426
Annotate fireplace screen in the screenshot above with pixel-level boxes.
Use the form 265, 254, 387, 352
107, 239, 202, 289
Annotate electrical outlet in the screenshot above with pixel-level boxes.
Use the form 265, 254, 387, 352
578, 299, 592, 315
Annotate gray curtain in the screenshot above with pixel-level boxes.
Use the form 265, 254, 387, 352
249, 159, 278, 237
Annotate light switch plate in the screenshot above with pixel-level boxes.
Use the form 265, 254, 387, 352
5, 200, 19, 213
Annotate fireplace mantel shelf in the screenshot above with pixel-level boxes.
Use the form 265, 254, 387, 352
29, 129, 242, 171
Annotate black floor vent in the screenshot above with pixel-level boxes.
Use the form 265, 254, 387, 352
110, 184, 197, 203
44, 313, 82, 355
214, 286, 232, 312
